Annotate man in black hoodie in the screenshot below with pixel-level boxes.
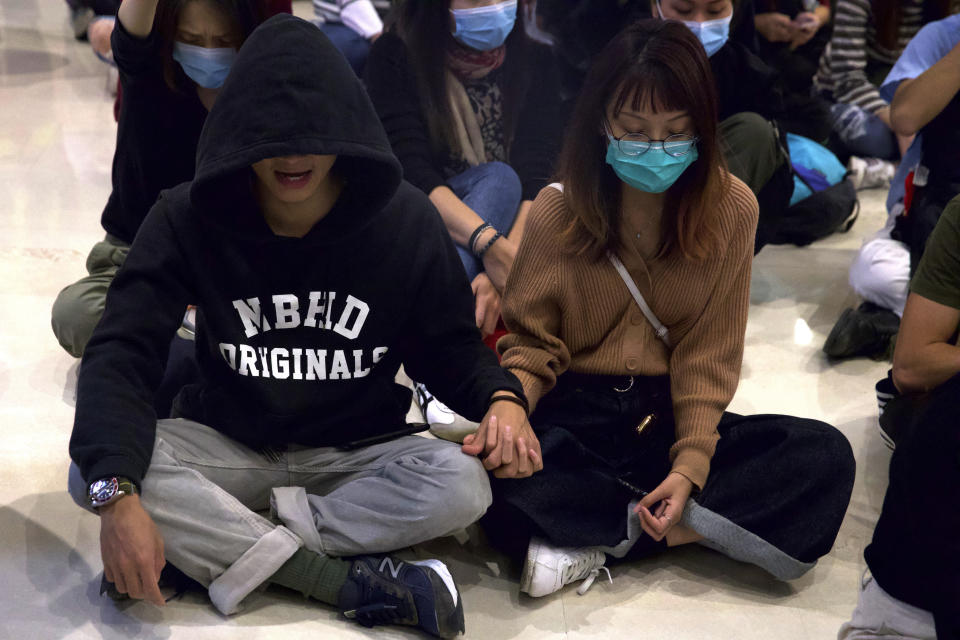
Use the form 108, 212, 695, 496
67, 14, 536, 638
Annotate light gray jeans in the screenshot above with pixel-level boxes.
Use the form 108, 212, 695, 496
68, 418, 492, 615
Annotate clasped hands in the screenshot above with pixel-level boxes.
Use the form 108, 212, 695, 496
462, 395, 543, 478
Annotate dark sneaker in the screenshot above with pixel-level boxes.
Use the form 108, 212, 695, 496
99, 563, 203, 602
823, 303, 900, 360
339, 556, 464, 638
876, 372, 900, 450
70, 6, 94, 40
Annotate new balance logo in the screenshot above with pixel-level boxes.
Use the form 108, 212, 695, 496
379, 557, 405, 579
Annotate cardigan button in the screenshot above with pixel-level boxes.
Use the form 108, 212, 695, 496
625, 358, 639, 371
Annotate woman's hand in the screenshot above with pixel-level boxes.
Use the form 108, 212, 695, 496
480, 233, 517, 293
755, 12, 795, 43
462, 397, 543, 478
471, 272, 501, 337
634, 471, 694, 542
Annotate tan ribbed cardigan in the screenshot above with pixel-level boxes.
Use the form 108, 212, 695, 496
498, 177, 759, 489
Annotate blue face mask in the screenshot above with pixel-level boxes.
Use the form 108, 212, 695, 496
605, 135, 699, 194
172, 42, 237, 89
450, 0, 518, 51
656, 1, 732, 57
684, 14, 732, 57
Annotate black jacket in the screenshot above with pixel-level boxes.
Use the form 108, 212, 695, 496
70, 14, 524, 487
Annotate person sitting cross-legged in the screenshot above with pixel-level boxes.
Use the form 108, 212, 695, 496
67, 15, 530, 638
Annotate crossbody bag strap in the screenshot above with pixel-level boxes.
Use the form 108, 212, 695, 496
607, 251, 671, 348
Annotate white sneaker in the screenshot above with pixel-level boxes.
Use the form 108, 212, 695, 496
176, 305, 197, 340
520, 537, 612, 598
847, 156, 896, 191
414, 382, 478, 443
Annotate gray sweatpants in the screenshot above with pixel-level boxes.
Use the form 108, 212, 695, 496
51, 235, 130, 357
68, 418, 492, 615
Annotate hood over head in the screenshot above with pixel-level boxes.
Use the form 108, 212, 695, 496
189, 14, 402, 239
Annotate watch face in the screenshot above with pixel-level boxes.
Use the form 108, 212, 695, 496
90, 478, 118, 504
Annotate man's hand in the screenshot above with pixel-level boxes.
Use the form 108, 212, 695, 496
755, 12, 795, 43
99, 495, 167, 606
634, 472, 694, 542
462, 396, 542, 478
471, 272, 501, 337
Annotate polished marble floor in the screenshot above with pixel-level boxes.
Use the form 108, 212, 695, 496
0, 1, 894, 638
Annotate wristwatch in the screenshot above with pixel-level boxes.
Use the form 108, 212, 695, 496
88, 476, 139, 509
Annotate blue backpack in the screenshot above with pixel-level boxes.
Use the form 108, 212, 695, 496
774, 133, 859, 246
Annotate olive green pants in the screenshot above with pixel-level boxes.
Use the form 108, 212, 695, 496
51, 234, 130, 358
720, 112, 793, 253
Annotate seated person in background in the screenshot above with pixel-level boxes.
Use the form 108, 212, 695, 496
311, 0, 389, 75
838, 195, 960, 640
472, 20, 855, 598
754, 0, 831, 93
68, 15, 529, 638
365, 0, 564, 435
812, 0, 952, 177
654, 0, 832, 252
65, 0, 122, 39
84, 1, 291, 70
824, 13, 960, 361
52, 0, 270, 359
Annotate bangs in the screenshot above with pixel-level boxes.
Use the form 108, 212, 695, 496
611, 60, 689, 117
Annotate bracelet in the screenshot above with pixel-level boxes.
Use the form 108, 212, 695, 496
468, 223, 492, 256
489, 393, 529, 416
476, 231, 502, 262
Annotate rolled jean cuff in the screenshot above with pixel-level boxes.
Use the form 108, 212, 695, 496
270, 486, 325, 555
685, 498, 815, 581
208, 525, 301, 615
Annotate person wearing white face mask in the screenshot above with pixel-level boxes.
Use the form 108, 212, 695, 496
365, 0, 564, 439
653, 0, 833, 252
52, 0, 273, 414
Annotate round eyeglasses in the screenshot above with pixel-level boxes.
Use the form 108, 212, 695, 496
611, 132, 700, 157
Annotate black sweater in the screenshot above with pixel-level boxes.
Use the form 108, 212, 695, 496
710, 39, 831, 141
70, 15, 524, 487
101, 19, 208, 245
364, 32, 563, 202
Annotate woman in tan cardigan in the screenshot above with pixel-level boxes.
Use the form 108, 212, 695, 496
464, 19, 856, 599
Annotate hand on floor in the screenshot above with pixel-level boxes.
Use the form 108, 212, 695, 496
100, 495, 167, 606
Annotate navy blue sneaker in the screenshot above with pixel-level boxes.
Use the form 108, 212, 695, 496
339, 556, 464, 638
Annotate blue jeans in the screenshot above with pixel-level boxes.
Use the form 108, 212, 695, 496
830, 103, 898, 160
319, 23, 370, 76
446, 161, 523, 283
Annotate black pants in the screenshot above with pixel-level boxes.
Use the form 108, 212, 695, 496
720, 112, 795, 254
482, 373, 855, 580
866, 373, 960, 637
893, 185, 960, 277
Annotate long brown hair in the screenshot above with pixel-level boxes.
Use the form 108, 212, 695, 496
556, 19, 728, 261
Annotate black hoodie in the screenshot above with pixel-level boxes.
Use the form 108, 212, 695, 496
70, 14, 524, 487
